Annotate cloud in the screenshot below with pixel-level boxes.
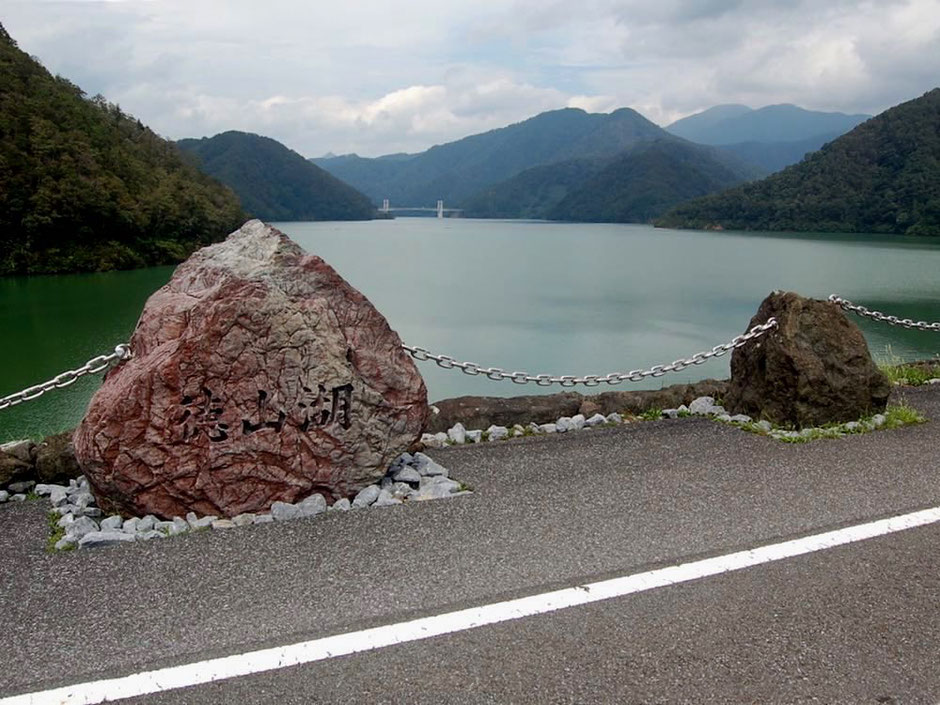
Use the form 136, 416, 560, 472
2, 0, 938, 155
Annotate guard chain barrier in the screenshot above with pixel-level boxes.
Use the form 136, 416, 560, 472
0, 345, 132, 411
4, 294, 939, 411
828, 295, 940, 331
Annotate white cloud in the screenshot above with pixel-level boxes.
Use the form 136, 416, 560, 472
1, 0, 938, 155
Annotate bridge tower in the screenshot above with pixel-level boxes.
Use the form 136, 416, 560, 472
381, 198, 389, 213
436, 200, 444, 219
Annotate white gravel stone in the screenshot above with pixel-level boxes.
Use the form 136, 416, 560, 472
677, 405, 689, 414
100, 515, 123, 531
138, 516, 157, 532
539, 423, 557, 434
298, 494, 327, 517
65, 516, 99, 539
55, 536, 78, 551
661, 409, 678, 419
871, 413, 887, 428
122, 517, 140, 534
255, 514, 274, 524
606, 412, 623, 424
352, 485, 381, 508
330, 498, 351, 512
7, 480, 34, 494
421, 433, 447, 449
373, 488, 403, 507
466, 430, 483, 443
585, 414, 607, 427
56, 513, 75, 528
0, 491, 8, 503
512, 424, 525, 437
232, 513, 256, 526
211, 519, 237, 530
527, 422, 542, 434
392, 467, 421, 484
172, 517, 190, 534
34, 484, 65, 497
928, 378, 940, 384
271, 501, 303, 521
136, 530, 165, 541
756, 420, 773, 432
844, 421, 862, 432
79, 531, 137, 548
730, 414, 753, 424
570, 414, 586, 431
413, 453, 447, 477
487, 425, 509, 441
447, 423, 467, 445
706, 405, 727, 417
689, 397, 714, 415
49, 489, 69, 507
555, 417, 572, 432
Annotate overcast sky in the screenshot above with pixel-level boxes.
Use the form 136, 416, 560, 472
3, 0, 939, 157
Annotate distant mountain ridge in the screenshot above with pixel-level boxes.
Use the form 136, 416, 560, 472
656, 89, 940, 235
314, 107, 671, 207
177, 132, 377, 221
0, 22, 246, 275
666, 103, 871, 145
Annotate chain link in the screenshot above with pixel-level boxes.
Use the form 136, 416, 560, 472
0, 345, 132, 412
401, 318, 778, 387
829, 295, 940, 331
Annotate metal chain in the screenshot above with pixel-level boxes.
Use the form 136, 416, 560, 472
0, 345, 132, 412
402, 319, 778, 387
829, 295, 940, 331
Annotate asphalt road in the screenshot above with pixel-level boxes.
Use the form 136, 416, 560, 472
3, 386, 940, 704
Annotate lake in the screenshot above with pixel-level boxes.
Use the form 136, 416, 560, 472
2, 218, 940, 442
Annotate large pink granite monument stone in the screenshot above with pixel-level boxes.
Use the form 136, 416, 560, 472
74, 220, 429, 519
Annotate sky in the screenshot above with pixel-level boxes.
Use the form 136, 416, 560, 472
2, 0, 939, 157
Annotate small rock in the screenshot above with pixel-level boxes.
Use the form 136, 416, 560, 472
447, 423, 467, 445
844, 421, 861, 432
420, 433, 446, 449
172, 517, 190, 534
677, 405, 689, 414
65, 516, 99, 539
54, 536, 78, 551
330, 498, 351, 512
606, 412, 623, 424
122, 517, 140, 534
466, 430, 483, 443
414, 478, 462, 500
298, 494, 327, 517
190, 515, 219, 529
79, 531, 137, 548
352, 485, 381, 508
512, 424, 526, 437
413, 453, 447, 477
56, 514, 75, 528
7, 480, 35, 494
211, 519, 237, 530
390, 482, 414, 499
83, 507, 102, 518
661, 409, 678, 420
49, 489, 70, 507
10, 494, 27, 502
569, 414, 586, 431
555, 417, 572, 432
232, 513, 256, 527
100, 515, 123, 531
373, 488, 403, 507
871, 414, 886, 428
138, 515, 157, 532
585, 414, 607, 427
527, 422, 542, 434
0, 439, 34, 464
136, 530, 166, 541
0, 490, 8, 503
34, 483, 65, 497
392, 467, 421, 485
255, 514, 274, 523
928, 378, 940, 385
73, 492, 95, 510
271, 501, 303, 521
717, 414, 732, 422
689, 397, 714, 415
54, 504, 76, 516
487, 425, 509, 441
380, 476, 393, 490
539, 423, 557, 434
730, 414, 753, 424
706, 405, 727, 417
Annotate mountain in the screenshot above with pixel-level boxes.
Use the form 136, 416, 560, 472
548, 140, 761, 223
718, 132, 843, 173
0, 23, 246, 276
313, 107, 670, 207
656, 89, 940, 236
666, 103, 871, 145
177, 132, 377, 221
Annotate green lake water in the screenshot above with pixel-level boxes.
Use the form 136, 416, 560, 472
2, 219, 939, 442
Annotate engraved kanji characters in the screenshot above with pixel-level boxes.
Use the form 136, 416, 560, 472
177, 387, 229, 442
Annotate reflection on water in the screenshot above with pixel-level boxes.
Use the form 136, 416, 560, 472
2, 220, 939, 442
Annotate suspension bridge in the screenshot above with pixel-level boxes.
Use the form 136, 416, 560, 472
379, 199, 463, 218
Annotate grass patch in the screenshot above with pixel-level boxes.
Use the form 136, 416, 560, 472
45, 511, 73, 553
638, 408, 662, 421
883, 403, 927, 428
877, 346, 940, 386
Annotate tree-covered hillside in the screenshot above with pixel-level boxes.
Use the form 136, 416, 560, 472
0, 23, 246, 276
314, 107, 670, 206
656, 89, 940, 235
549, 140, 760, 223
177, 132, 377, 221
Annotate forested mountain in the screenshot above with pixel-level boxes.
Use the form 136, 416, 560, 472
718, 133, 843, 173
0, 23, 246, 276
656, 89, 940, 235
666, 104, 870, 145
177, 132, 377, 221
313, 107, 670, 206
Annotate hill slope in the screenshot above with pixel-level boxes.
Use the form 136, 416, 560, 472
656, 89, 940, 235
177, 132, 376, 221
314, 107, 670, 206
666, 103, 870, 145
549, 140, 760, 223
0, 23, 246, 275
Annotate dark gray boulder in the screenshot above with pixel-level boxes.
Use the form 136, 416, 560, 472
725, 291, 890, 428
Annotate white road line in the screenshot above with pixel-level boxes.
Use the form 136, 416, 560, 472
6, 505, 940, 705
